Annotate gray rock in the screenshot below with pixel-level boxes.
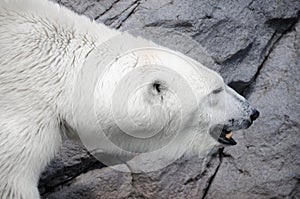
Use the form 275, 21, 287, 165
44, 168, 133, 199
206, 21, 300, 199
39, 140, 105, 196
43, 148, 224, 199
40, 0, 300, 198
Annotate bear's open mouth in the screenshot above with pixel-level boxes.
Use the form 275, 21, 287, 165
209, 125, 237, 145
217, 128, 236, 145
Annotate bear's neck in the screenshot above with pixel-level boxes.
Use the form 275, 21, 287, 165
43, 5, 121, 134
2, 0, 121, 135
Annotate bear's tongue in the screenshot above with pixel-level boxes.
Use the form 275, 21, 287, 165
225, 131, 233, 139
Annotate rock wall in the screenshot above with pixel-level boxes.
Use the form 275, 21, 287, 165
40, 0, 300, 198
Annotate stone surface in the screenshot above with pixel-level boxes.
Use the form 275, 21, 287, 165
206, 21, 300, 199
44, 168, 133, 199
39, 140, 105, 196
40, 0, 300, 198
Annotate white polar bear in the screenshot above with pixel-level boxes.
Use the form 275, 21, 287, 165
0, 0, 260, 198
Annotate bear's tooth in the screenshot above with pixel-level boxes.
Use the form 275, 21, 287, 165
225, 132, 233, 139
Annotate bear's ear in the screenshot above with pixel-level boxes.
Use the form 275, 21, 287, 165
153, 82, 161, 93
150, 80, 167, 96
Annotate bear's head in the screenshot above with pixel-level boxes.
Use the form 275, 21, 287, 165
70, 34, 259, 170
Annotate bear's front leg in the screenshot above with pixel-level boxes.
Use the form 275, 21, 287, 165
0, 113, 62, 199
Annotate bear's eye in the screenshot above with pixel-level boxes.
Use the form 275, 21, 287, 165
212, 87, 223, 94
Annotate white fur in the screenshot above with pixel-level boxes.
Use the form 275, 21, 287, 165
0, 0, 254, 198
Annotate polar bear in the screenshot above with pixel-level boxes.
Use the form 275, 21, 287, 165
0, 0, 259, 198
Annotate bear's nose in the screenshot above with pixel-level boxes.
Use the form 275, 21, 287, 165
250, 109, 260, 121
